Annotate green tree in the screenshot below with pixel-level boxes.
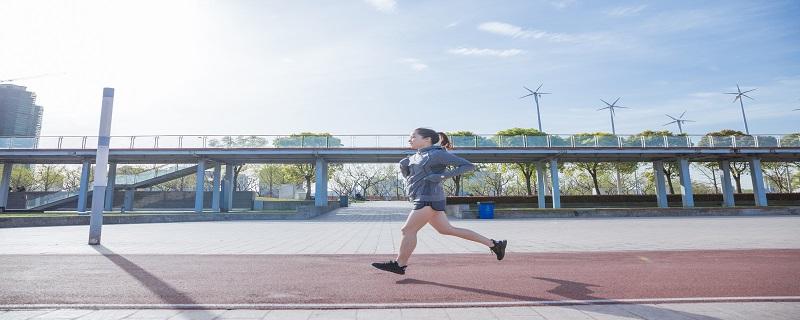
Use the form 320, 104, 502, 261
34, 164, 66, 192
259, 164, 290, 197
569, 132, 638, 195
273, 132, 343, 148
274, 133, 342, 199
632, 130, 684, 194
496, 128, 546, 195
781, 133, 800, 147
10, 166, 35, 191
700, 130, 750, 193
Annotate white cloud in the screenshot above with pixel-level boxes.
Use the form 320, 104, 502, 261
606, 5, 647, 17
478, 21, 593, 43
445, 21, 460, 29
400, 58, 428, 71
364, 0, 396, 13
447, 47, 524, 57
550, 0, 577, 10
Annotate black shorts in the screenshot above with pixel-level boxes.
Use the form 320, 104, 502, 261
413, 200, 447, 212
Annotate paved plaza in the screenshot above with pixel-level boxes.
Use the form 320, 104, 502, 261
1, 201, 799, 319
1, 201, 799, 255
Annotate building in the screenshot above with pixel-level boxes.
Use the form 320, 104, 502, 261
0, 84, 44, 141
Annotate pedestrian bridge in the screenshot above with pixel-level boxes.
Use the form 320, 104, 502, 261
1, 134, 799, 212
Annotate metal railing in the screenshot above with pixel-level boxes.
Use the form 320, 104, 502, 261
1, 134, 799, 150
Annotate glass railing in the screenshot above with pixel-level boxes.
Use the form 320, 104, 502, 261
25, 186, 92, 209
2, 134, 799, 149
115, 164, 197, 185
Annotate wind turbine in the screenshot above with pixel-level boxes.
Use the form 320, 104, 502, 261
724, 84, 756, 134
598, 97, 629, 195
663, 111, 695, 134
598, 97, 628, 135
520, 84, 551, 132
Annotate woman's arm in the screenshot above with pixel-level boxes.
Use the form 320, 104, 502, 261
424, 151, 475, 182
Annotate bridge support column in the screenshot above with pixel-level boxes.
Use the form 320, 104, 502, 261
77, 160, 90, 213
653, 161, 668, 208
222, 163, 234, 212
104, 163, 117, 211
536, 161, 546, 208
123, 189, 134, 211
211, 163, 221, 212
549, 159, 561, 208
0, 163, 12, 212
720, 160, 735, 207
315, 158, 328, 207
749, 158, 768, 207
678, 158, 694, 208
194, 160, 206, 213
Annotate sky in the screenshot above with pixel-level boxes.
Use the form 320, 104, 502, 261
1, 0, 799, 137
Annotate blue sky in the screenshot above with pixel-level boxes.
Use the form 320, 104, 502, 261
2, 0, 799, 136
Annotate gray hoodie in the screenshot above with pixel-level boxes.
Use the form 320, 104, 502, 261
399, 145, 476, 202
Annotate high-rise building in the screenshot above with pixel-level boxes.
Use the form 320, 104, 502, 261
0, 84, 44, 138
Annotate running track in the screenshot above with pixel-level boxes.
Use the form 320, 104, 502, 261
1, 248, 798, 307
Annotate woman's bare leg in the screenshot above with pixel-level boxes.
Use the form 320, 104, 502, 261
428, 211, 494, 247
395, 207, 437, 266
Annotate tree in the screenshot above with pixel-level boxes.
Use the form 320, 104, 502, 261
272, 133, 343, 199
62, 166, 83, 190
568, 132, 638, 195
700, 130, 750, 193
496, 128, 546, 195
272, 132, 343, 148
10, 166, 35, 191
207, 135, 269, 148
781, 133, 800, 147
762, 162, 798, 193
34, 165, 65, 192
631, 130, 683, 194
258, 164, 290, 197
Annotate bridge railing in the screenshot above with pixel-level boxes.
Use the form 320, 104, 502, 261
1, 134, 799, 150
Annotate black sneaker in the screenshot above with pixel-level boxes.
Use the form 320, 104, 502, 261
371, 260, 406, 275
490, 239, 507, 260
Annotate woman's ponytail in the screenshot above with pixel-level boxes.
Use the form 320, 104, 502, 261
438, 132, 453, 150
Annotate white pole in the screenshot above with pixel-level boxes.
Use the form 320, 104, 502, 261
88, 88, 114, 245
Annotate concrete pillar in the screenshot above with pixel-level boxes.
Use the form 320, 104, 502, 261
123, 189, 134, 211
653, 161, 668, 208
194, 160, 206, 213
678, 158, 694, 208
549, 159, 561, 208
223, 164, 234, 212
749, 158, 768, 207
315, 158, 329, 207
211, 163, 221, 212
104, 163, 117, 211
77, 161, 90, 213
536, 161, 546, 208
0, 163, 12, 212
720, 160, 735, 207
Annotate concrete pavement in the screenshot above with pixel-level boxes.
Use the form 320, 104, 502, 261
1, 201, 799, 319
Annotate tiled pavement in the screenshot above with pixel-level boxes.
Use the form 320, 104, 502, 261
2, 201, 799, 319
0, 201, 798, 255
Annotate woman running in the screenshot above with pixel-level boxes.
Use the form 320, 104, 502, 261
372, 128, 507, 275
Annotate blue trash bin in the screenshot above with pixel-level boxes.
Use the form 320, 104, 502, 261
477, 201, 495, 219
339, 195, 349, 207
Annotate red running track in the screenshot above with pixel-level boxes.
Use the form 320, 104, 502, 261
0, 249, 798, 306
